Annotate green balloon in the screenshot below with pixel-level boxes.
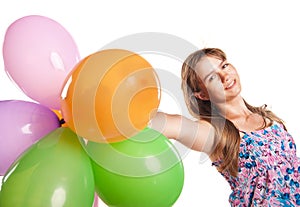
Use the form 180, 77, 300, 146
83, 127, 184, 207
0, 127, 95, 207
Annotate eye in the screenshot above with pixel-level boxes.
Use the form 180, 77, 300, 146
208, 73, 218, 82
222, 63, 230, 69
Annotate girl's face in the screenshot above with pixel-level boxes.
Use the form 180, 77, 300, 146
194, 56, 242, 104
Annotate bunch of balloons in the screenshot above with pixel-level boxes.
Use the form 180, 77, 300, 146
0, 15, 184, 207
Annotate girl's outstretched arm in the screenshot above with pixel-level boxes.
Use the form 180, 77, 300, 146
149, 112, 216, 155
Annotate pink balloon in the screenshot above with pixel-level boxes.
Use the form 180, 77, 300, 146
93, 193, 99, 207
3, 15, 80, 109
0, 100, 60, 175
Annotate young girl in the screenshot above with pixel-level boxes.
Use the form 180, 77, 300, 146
150, 48, 300, 206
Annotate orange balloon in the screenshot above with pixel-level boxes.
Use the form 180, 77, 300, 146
61, 49, 160, 143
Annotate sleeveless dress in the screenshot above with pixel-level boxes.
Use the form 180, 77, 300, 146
212, 122, 300, 206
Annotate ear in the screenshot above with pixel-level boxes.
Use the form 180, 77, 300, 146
194, 91, 209, 101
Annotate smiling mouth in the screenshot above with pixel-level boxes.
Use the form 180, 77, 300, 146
225, 80, 236, 90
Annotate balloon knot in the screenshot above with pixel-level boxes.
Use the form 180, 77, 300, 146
59, 119, 66, 126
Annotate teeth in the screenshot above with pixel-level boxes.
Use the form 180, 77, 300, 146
226, 80, 234, 89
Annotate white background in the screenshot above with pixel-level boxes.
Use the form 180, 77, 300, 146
1, 0, 300, 206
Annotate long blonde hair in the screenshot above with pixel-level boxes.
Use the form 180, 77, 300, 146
181, 48, 285, 177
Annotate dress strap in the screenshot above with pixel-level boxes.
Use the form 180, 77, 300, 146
239, 129, 247, 135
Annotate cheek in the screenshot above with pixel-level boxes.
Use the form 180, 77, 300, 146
230, 67, 239, 76
206, 79, 223, 91
206, 83, 225, 100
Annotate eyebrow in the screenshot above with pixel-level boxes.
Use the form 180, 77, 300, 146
203, 60, 225, 82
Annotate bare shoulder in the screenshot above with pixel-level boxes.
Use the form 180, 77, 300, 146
192, 119, 216, 154
197, 119, 215, 130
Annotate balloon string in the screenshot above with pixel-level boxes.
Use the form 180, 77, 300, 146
59, 118, 65, 126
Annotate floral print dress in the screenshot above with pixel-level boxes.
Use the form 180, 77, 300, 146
213, 122, 300, 206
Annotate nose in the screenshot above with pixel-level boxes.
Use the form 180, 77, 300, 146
217, 69, 229, 83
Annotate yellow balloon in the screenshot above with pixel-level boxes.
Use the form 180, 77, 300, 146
61, 49, 160, 143
52, 109, 67, 127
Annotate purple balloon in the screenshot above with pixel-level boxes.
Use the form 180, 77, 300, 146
0, 100, 60, 175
